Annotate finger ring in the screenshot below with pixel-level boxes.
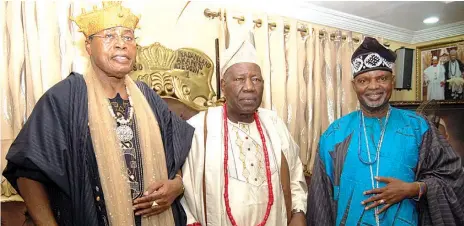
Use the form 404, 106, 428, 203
151, 201, 159, 208
379, 199, 385, 204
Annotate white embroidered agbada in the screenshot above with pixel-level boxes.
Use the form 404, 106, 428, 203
424, 63, 445, 100
180, 33, 307, 226
181, 107, 307, 226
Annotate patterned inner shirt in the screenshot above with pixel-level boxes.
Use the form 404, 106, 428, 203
109, 94, 144, 200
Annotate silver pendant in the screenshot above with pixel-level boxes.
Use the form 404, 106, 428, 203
116, 125, 134, 142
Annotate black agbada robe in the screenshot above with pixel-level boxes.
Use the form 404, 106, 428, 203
444, 59, 464, 100
3, 73, 194, 226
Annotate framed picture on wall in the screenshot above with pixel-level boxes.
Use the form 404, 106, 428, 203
416, 38, 464, 103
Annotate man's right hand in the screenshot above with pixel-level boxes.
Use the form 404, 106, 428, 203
133, 177, 183, 217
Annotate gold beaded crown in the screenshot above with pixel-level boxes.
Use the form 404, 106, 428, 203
70, 2, 140, 37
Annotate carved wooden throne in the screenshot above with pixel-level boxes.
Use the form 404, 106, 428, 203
130, 42, 222, 120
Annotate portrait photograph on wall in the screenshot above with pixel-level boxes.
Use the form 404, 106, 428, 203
417, 39, 464, 102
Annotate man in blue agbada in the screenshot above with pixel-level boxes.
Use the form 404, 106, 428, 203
307, 37, 464, 226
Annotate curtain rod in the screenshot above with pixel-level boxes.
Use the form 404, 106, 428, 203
204, 8, 363, 43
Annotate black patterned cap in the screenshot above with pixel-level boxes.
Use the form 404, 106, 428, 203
351, 37, 396, 78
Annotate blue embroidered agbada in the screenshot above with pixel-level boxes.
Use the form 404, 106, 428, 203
307, 107, 464, 226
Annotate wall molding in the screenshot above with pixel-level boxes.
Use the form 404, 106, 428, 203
270, 2, 464, 45
412, 21, 464, 43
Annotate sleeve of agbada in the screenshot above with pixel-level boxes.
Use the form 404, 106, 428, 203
306, 132, 337, 226
3, 77, 82, 197
415, 120, 464, 226
276, 117, 308, 214
181, 112, 207, 226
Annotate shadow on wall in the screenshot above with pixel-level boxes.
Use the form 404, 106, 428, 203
441, 113, 464, 163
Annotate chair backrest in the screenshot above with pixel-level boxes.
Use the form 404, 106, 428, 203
130, 43, 223, 120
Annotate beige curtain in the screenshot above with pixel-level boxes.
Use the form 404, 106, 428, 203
1, 1, 77, 203
219, 11, 362, 174
2, 2, 25, 202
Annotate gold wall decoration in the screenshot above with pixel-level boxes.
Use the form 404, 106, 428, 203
416, 38, 464, 103
130, 43, 222, 112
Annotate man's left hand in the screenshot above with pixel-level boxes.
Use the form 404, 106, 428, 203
361, 176, 418, 214
133, 177, 183, 217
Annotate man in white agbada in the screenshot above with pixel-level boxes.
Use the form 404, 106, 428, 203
424, 56, 445, 100
180, 36, 308, 226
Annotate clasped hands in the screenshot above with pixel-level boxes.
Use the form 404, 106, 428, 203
133, 176, 183, 217
361, 176, 421, 214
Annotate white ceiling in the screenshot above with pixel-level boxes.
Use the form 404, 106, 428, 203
308, 1, 464, 31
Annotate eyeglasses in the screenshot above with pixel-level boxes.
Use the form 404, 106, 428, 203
91, 33, 136, 44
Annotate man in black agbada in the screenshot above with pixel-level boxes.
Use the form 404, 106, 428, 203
444, 49, 464, 100
3, 2, 193, 226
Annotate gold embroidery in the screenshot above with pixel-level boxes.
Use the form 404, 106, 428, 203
230, 122, 266, 186
235, 126, 249, 179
